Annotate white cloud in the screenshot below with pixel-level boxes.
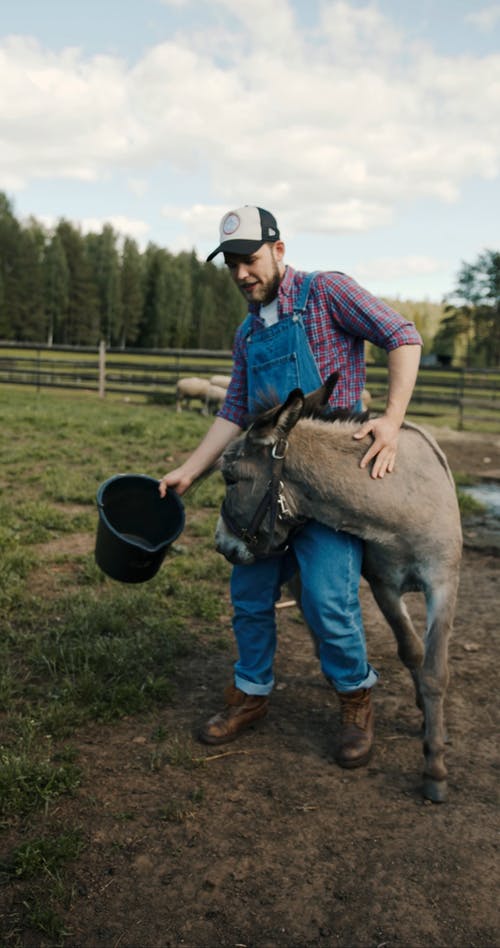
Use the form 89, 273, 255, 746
210, 0, 301, 57
162, 204, 228, 235
127, 177, 149, 198
319, 0, 403, 63
465, 4, 500, 32
80, 216, 150, 241
354, 255, 445, 284
1, 1, 499, 244
32, 211, 150, 243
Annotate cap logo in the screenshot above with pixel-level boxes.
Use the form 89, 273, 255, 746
222, 213, 240, 236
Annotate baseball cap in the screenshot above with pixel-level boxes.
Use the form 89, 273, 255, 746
207, 206, 280, 261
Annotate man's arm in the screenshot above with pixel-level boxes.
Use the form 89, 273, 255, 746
159, 416, 242, 496
353, 344, 421, 479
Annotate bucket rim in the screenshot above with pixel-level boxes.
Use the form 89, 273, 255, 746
96, 473, 185, 552
97, 472, 162, 498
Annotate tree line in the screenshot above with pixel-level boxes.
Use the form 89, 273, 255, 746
361, 254, 499, 369
0, 193, 246, 350
0, 192, 498, 365
434, 250, 500, 367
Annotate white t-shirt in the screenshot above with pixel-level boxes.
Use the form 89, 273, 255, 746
260, 299, 279, 327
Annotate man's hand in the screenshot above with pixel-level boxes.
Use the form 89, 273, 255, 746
158, 416, 242, 499
353, 415, 401, 479
159, 466, 194, 497
352, 345, 421, 478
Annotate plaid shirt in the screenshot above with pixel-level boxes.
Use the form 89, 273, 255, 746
218, 266, 422, 427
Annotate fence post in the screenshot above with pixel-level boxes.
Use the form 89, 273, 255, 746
99, 340, 106, 398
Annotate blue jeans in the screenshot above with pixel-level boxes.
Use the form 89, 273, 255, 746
230, 520, 378, 696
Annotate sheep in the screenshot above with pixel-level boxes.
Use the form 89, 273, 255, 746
176, 376, 367, 415
204, 383, 228, 416
209, 375, 232, 389
361, 388, 371, 411
175, 377, 210, 413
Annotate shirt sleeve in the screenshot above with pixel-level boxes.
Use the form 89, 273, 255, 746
320, 272, 423, 351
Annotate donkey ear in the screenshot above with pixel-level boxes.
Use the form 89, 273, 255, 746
247, 387, 305, 445
274, 388, 306, 437
302, 372, 339, 417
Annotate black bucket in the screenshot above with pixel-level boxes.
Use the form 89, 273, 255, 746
95, 474, 185, 583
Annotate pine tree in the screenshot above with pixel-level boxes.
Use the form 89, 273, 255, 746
119, 237, 144, 347
138, 244, 168, 348
85, 225, 122, 346
164, 251, 193, 348
0, 193, 23, 339
434, 250, 500, 367
43, 232, 70, 345
56, 220, 99, 345
15, 219, 46, 341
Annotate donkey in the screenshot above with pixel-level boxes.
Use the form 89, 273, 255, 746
215, 374, 462, 802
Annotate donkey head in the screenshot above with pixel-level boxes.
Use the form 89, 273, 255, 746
215, 373, 339, 564
246, 371, 339, 445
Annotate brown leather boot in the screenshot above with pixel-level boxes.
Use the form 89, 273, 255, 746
199, 683, 269, 745
335, 687, 374, 769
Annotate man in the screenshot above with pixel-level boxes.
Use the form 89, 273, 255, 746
160, 205, 422, 768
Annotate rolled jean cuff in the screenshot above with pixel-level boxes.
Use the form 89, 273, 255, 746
333, 665, 379, 693
234, 673, 274, 696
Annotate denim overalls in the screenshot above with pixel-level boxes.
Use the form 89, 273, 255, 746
231, 274, 378, 695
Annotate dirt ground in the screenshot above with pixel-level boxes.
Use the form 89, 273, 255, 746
6, 429, 500, 947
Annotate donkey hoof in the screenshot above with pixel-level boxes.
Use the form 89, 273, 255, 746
423, 776, 447, 803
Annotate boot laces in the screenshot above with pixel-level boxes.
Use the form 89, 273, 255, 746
339, 690, 369, 726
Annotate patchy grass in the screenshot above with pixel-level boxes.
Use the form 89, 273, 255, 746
0, 387, 231, 942
453, 473, 489, 517
2, 385, 491, 944
3, 827, 85, 879
1, 825, 85, 943
456, 490, 488, 518
0, 741, 81, 822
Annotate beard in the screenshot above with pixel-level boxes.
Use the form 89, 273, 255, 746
259, 262, 282, 305
239, 254, 281, 305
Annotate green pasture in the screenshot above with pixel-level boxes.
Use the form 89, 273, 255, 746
0, 343, 233, 374
0, 386, 231, 940
0, 386, 487, 940
366, 365, 500, 432
1, 345, 499, 431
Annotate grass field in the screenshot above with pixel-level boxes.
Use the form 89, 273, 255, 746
0, 386, 485, 941
2, 345, 499, 433
0, 387, 233, 940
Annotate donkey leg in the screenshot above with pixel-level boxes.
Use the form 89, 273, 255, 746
419, 578, 458, 803
368, 578, 424, 711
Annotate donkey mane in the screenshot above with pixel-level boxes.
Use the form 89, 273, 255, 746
318, 407, 369, 424
246, 401, 369, 430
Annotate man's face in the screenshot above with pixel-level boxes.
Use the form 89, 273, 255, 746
224, 242, 285, 305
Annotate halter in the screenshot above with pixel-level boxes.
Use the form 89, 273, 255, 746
220, 436, 304, 557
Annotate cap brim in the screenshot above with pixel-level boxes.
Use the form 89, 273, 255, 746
206, 238, 265, 262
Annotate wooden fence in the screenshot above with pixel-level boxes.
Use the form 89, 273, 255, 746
0, 342, 499, 431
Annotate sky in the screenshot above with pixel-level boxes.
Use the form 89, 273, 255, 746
1, 0, 499, 302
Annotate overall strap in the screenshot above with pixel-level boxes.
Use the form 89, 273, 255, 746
241, 312, 254, 341
293, 271, 319, 319
243, 269, 319, 340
